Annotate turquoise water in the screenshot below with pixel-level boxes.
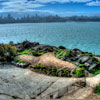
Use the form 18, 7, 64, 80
0, 22, 100, 54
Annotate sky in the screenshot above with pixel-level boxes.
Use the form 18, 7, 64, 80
0, 0, 100, 16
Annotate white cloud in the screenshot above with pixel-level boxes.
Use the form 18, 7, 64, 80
0, 0, 44, 13
86, 0, 100, 6
34, 0, 92, 3
0, 0, 97, 14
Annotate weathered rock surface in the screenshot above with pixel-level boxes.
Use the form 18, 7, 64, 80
0, 64, 100, 99
61, 87, 99, 99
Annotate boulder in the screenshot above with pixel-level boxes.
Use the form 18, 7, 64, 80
88, 64, 97, 71
15, 41, 39, 52
79, 56, 90, 63
84, 62, 91, 67
32, 45, 54, 52
86, 74, 100, 88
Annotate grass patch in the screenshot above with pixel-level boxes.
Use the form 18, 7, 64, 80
17, 50, 46, 56
17, 50, 29, 55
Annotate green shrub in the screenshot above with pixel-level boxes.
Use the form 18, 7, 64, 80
51, 67, 57, 72
17, 50, 46, 56
93, 70, 100, 76
15, 60, 30, 66
0, 44, 16, 61
97, 59, 100, 65
33, 64, 86, 78
94, 84, 100, 95
90, 56, 97, 61
78, 64, 88, 70
82, 52, 92, 56
60, 69, 68, 76
17, 50, 29, 55
32, 51, 46, 56
34, 64, 46, 69
58, 46, 66, 49
75, 68, 85, 77
56, 50, 71, 59
91, 69, 100, 76
78, 64, 85, 67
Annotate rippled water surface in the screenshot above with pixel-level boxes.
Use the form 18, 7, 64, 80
0, 22, 100, 54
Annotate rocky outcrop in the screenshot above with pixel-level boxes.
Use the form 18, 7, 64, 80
12, 41, 40, 52
0, 64, 99, 99
61, 48, 99, 71
10, 41, 55, 52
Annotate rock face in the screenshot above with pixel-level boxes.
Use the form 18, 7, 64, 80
12, 40, 55, 52
0, 64, 100, 99
13, 41, 40, 52
32, 45, 54, 52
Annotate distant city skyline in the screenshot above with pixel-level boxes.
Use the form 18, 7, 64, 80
0, 0, 100, 17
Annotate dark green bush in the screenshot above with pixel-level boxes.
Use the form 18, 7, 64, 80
0, 44, 16, 61
94, 84, 100, 95
90, 56, 97, 61
97, 59, 100, 66
90, 69, 100, 76
74, 68, 85, 77
61, 69, 68, 76
58, 46, 66, 49
56, 50, 71, 59
82, 52, 92, 56
34, 64, 46, 69
32, 51, 46, 56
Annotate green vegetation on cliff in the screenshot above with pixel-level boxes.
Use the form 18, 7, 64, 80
0, 44, 16, 62
94, 84, 100, 95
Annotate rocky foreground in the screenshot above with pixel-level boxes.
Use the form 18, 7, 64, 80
0, 64, 99, 99
0, 41, 100, 99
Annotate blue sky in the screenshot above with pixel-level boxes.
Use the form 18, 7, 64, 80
0, 0, 100, 16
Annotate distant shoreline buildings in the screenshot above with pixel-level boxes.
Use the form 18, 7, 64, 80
0, 14, 100, 24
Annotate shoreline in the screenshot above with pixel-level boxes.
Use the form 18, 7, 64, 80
0, 40, 100, 99
0, 40, 100, 77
